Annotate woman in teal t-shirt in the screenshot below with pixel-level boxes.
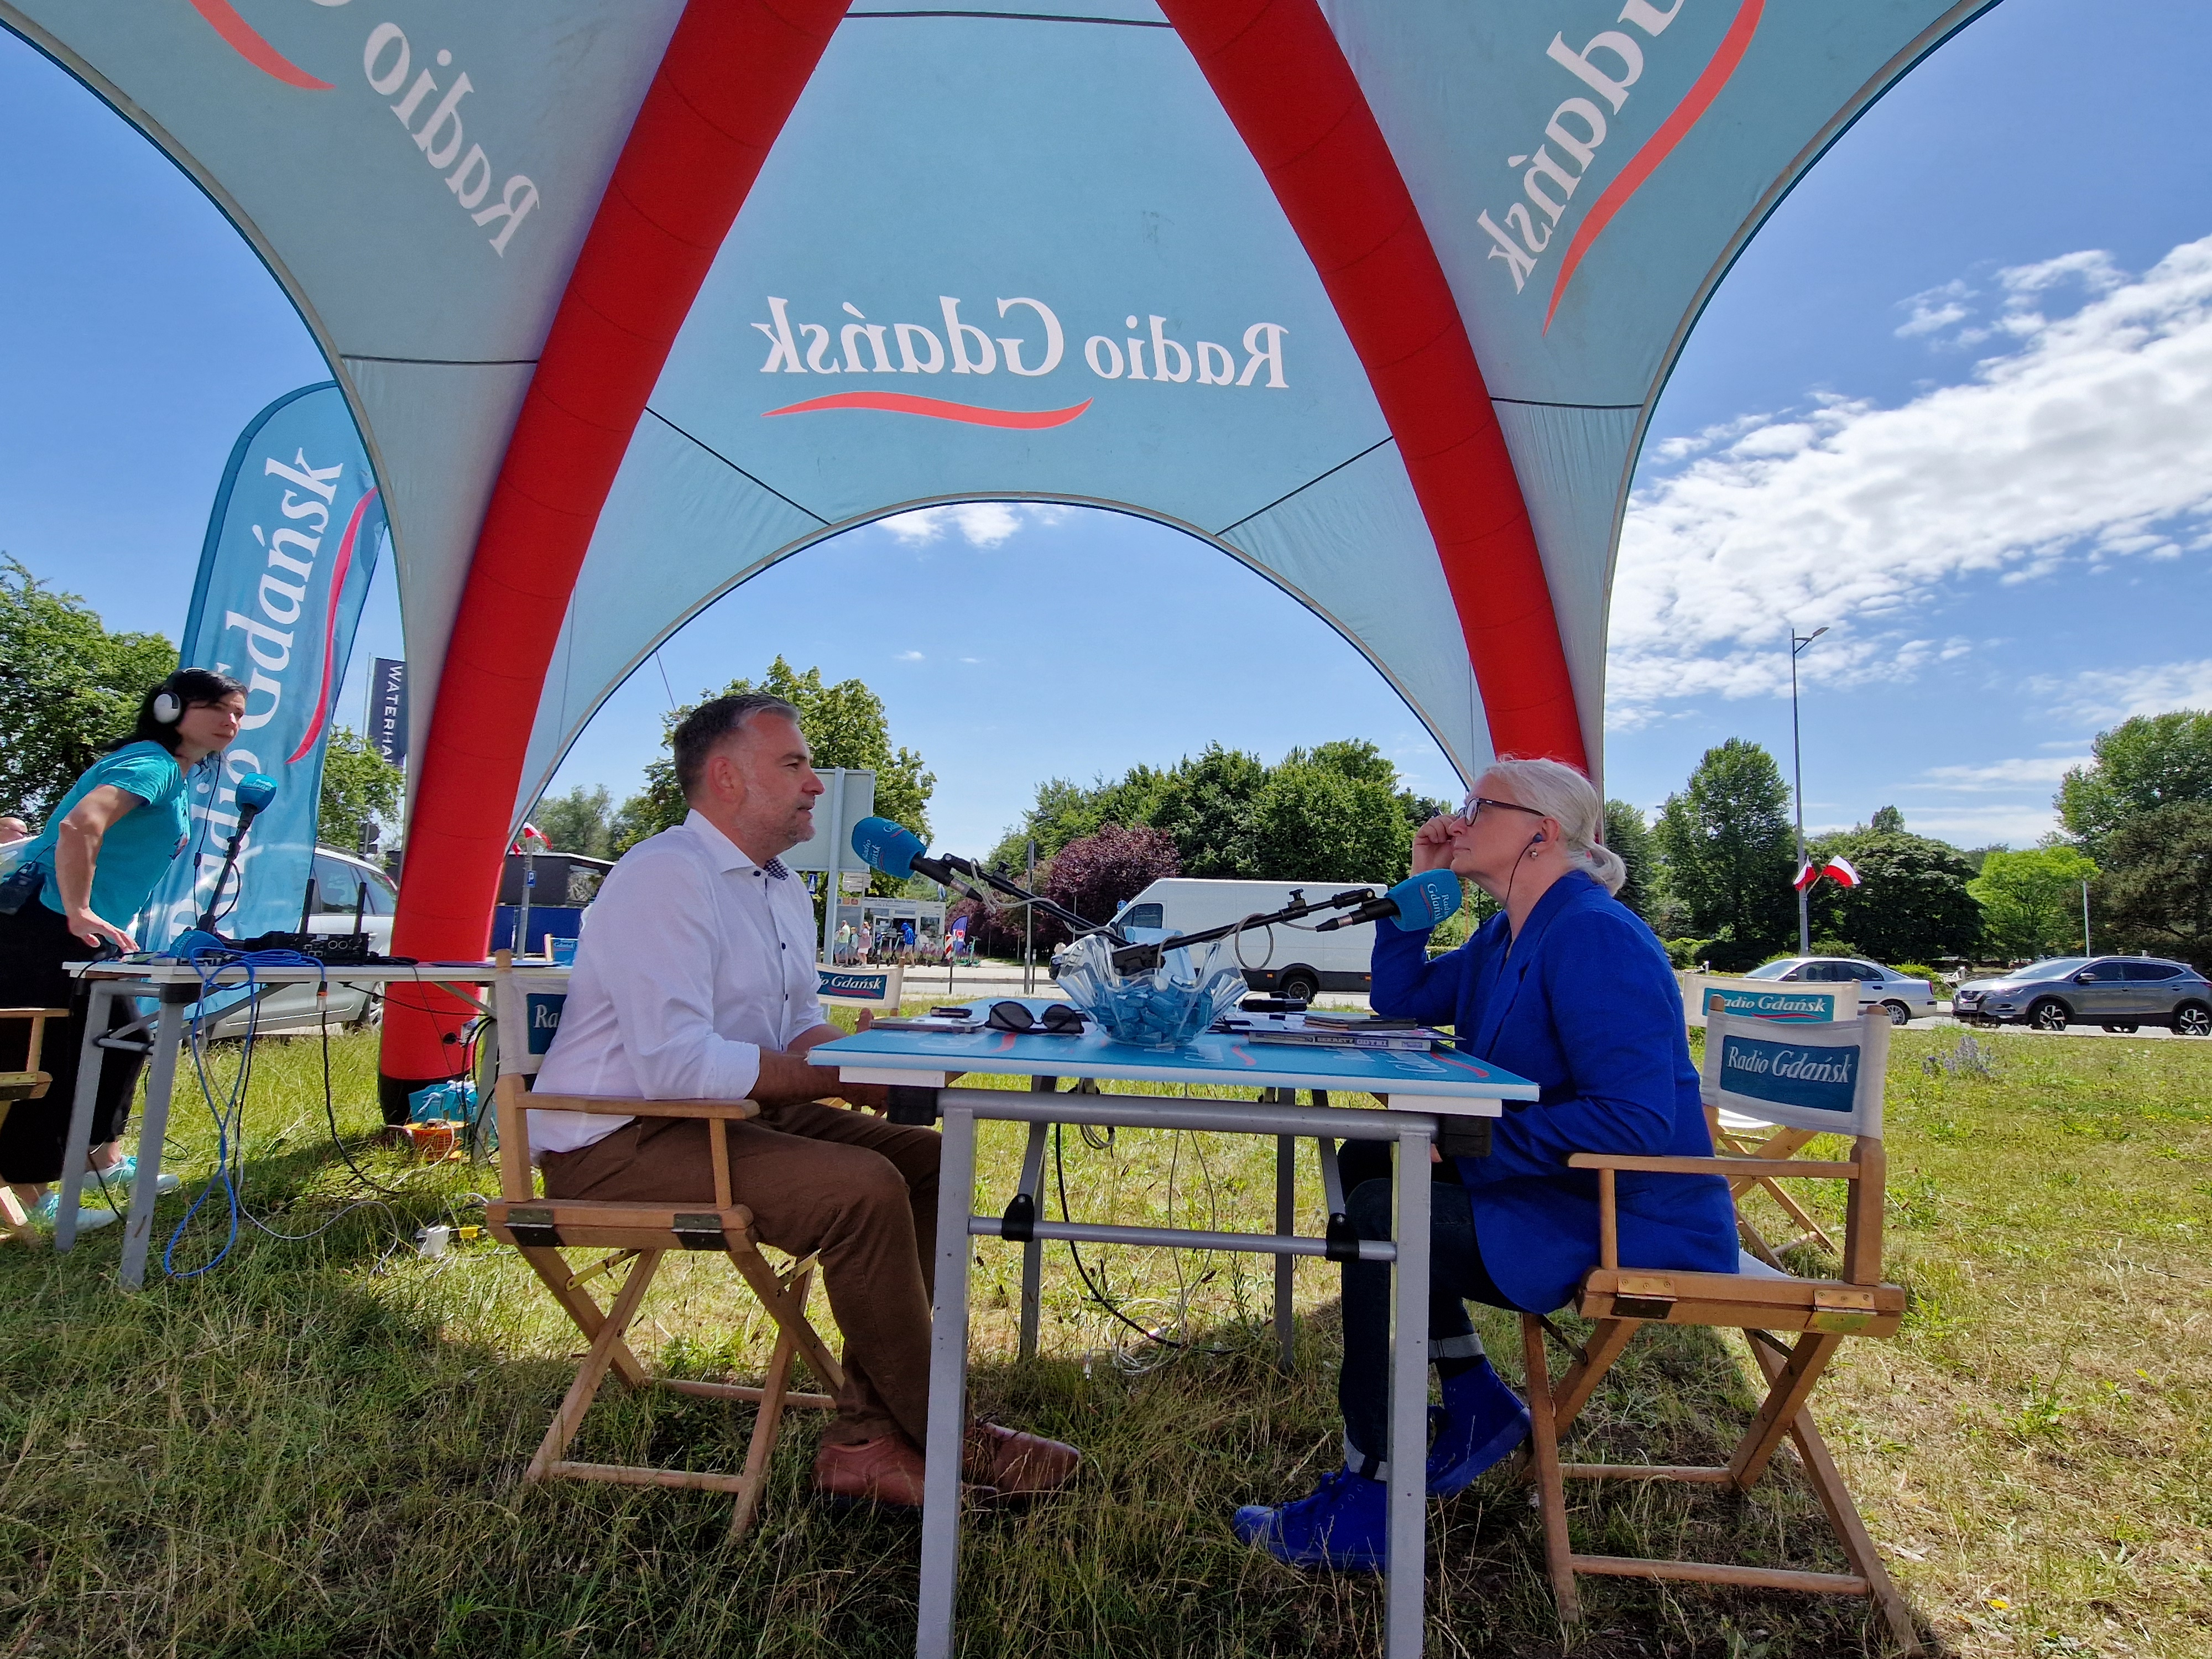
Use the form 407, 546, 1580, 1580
0, 669, 246, 1215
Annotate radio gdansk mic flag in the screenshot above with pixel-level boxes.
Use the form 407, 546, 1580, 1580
140, 383, 385, 949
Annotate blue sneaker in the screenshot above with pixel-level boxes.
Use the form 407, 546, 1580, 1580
89, 1157, 180, 1202
1232, 1468, 1388, 1572
1426, 1357, 1530, 1497
30, 1192, 119, 1232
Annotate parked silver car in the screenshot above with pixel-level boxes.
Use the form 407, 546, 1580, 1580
1952, 956, 2212, 1034
1741, 956, 1938, 1025
204, 848, 399, 1039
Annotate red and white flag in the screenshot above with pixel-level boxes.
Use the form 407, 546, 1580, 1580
1793, 855, 1863, 892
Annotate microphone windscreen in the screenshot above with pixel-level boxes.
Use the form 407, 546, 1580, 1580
851, 816, 923, 879
1386, 868, 1464, 931
234, 773, 278, 813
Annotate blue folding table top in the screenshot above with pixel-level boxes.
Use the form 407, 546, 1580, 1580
808, 1003, 1538, 1108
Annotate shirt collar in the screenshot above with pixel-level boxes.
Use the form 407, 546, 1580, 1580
682, 808, 790, 879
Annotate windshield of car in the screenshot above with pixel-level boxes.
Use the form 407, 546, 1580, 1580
2014, 958, 2090, 978
1743, 961, 1795, 979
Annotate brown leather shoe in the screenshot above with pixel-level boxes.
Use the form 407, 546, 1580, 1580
963, 1422, 1081, 1495
813, 1435, 932, 1509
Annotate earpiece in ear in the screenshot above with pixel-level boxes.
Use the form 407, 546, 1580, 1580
152, 691, 182, 724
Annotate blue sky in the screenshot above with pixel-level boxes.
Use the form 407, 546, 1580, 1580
3, 0, 2209, 858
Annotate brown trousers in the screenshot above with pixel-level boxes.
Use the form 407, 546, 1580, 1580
540, 1099, 940, 1448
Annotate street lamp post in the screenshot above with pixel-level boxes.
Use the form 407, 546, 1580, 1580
1789, 625, 1828, 956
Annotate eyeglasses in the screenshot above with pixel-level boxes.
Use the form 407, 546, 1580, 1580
1460, 796, 1546, 823
985, 1000, 1088, 1035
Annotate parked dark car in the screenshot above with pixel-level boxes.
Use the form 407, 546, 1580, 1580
1952, 956, 2212, 1034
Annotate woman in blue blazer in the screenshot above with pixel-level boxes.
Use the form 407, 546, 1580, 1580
1234, 758, 1738, 1570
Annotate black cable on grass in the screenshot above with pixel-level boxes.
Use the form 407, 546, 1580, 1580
1052, 1121, 1232, 1357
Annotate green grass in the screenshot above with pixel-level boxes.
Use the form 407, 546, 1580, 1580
1, 1021, 2207, 1657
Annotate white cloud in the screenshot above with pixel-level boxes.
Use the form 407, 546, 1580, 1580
895, 649, 924, 661
1610, 236, 2212, 719
1895, 278, 1975, 338
1871, 801, 2060, 846
1914, 755, 2090, 791
2030, 658, 2212, 724
879, 501, 1071, 548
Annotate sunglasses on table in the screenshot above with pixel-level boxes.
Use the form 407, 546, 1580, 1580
985, 1001, 1088, 1035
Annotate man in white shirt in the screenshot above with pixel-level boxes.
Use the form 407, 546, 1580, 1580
534, 693, 1077, 1507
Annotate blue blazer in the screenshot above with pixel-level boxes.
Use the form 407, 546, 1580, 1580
1370, 871, 1738, 1313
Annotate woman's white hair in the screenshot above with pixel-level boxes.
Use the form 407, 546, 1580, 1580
1475, 756, 1627, 896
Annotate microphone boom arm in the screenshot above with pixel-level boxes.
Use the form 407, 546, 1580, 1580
1105, 888, 1375, 975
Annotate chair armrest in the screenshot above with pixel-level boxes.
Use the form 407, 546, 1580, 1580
1568, 1152, 1858, 1179
0, 1008, 70, 1020
519, 1092, 760, 1121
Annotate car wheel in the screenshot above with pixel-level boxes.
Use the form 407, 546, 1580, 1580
2028, 998, 2072, 1032
2176, 1001, 2212, 1037
1279, 969, 1321, 1004
1881, 1000, 1912, 1026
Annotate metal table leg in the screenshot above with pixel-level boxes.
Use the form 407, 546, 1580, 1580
1274, 1134, 1295, 1372
917, 1103, 978, 1659
1018, 1078, 1053, 1360
54, 981, 117, 1253
1385, 1122, 1433, 1659
118, 990, 191, 1290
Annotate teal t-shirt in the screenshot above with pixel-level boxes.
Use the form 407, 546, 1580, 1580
24, 741, 191, 927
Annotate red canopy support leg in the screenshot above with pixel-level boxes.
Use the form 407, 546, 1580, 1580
377, 0, 852, 1113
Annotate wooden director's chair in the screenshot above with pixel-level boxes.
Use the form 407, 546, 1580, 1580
1519, 1011, 1917, 1651
481, 953, 843, 1537
0, 1007, 67, 1247
1708, 1105, 1835, 1267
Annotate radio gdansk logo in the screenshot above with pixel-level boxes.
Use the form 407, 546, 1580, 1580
750, 296, 1289, 429
181, 1, 538, 256
1477, 0, 1762, 330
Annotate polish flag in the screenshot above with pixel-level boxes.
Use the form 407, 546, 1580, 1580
1793, 861, 1820, 893
1824, 855, 1862, 888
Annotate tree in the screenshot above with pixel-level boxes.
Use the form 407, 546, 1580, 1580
1806, 826, 1982, 964
1148, 743, 1270, 878
1043, 823, 1181, 943
2089, 801, 2212, 972
0, 556, 177, 820
1969, 846, 2097, 961
1870, 805, 1905, 834
1603, 799, 1658, 924
1652, 738, 1796, 970
2057, 711, 2212, 854
614, 659, 934, 896
534, 784, 615, 858
1246, 761, 1410, 885
317, 726, 404, 852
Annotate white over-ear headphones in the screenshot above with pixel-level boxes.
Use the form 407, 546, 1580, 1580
152, 686, 183, 724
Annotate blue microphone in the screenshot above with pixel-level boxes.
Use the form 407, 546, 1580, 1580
851, 816, 967, 885
233, 772, 278, 824
1314, 868, 1464, 932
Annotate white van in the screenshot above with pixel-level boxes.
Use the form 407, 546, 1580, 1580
1105, 878, 1383, 1003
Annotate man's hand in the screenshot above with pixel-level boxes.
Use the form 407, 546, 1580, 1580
67, 909, 136, 953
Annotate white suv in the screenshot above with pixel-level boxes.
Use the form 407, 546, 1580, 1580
1742, 956, 1937, 1026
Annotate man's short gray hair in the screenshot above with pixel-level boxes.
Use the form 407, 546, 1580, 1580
672, 693, 802, 799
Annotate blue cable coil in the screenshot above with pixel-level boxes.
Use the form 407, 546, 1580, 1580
161, 945, 323, 1280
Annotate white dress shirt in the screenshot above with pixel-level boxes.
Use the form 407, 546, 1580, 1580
529, 809, 826, 1159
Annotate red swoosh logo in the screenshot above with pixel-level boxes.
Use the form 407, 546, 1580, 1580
185, 0, 333, 90
763, 392, 1092, 429
286, 488, 377, 765
1544, 0, 1763, 332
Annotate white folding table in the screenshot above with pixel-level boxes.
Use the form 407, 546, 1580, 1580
54, 958, 508, 1287
810, 1008, 1538, 1659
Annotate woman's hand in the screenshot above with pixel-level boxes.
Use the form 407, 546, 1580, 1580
1410, 813, 1460, 875
66, 909, 137, 953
